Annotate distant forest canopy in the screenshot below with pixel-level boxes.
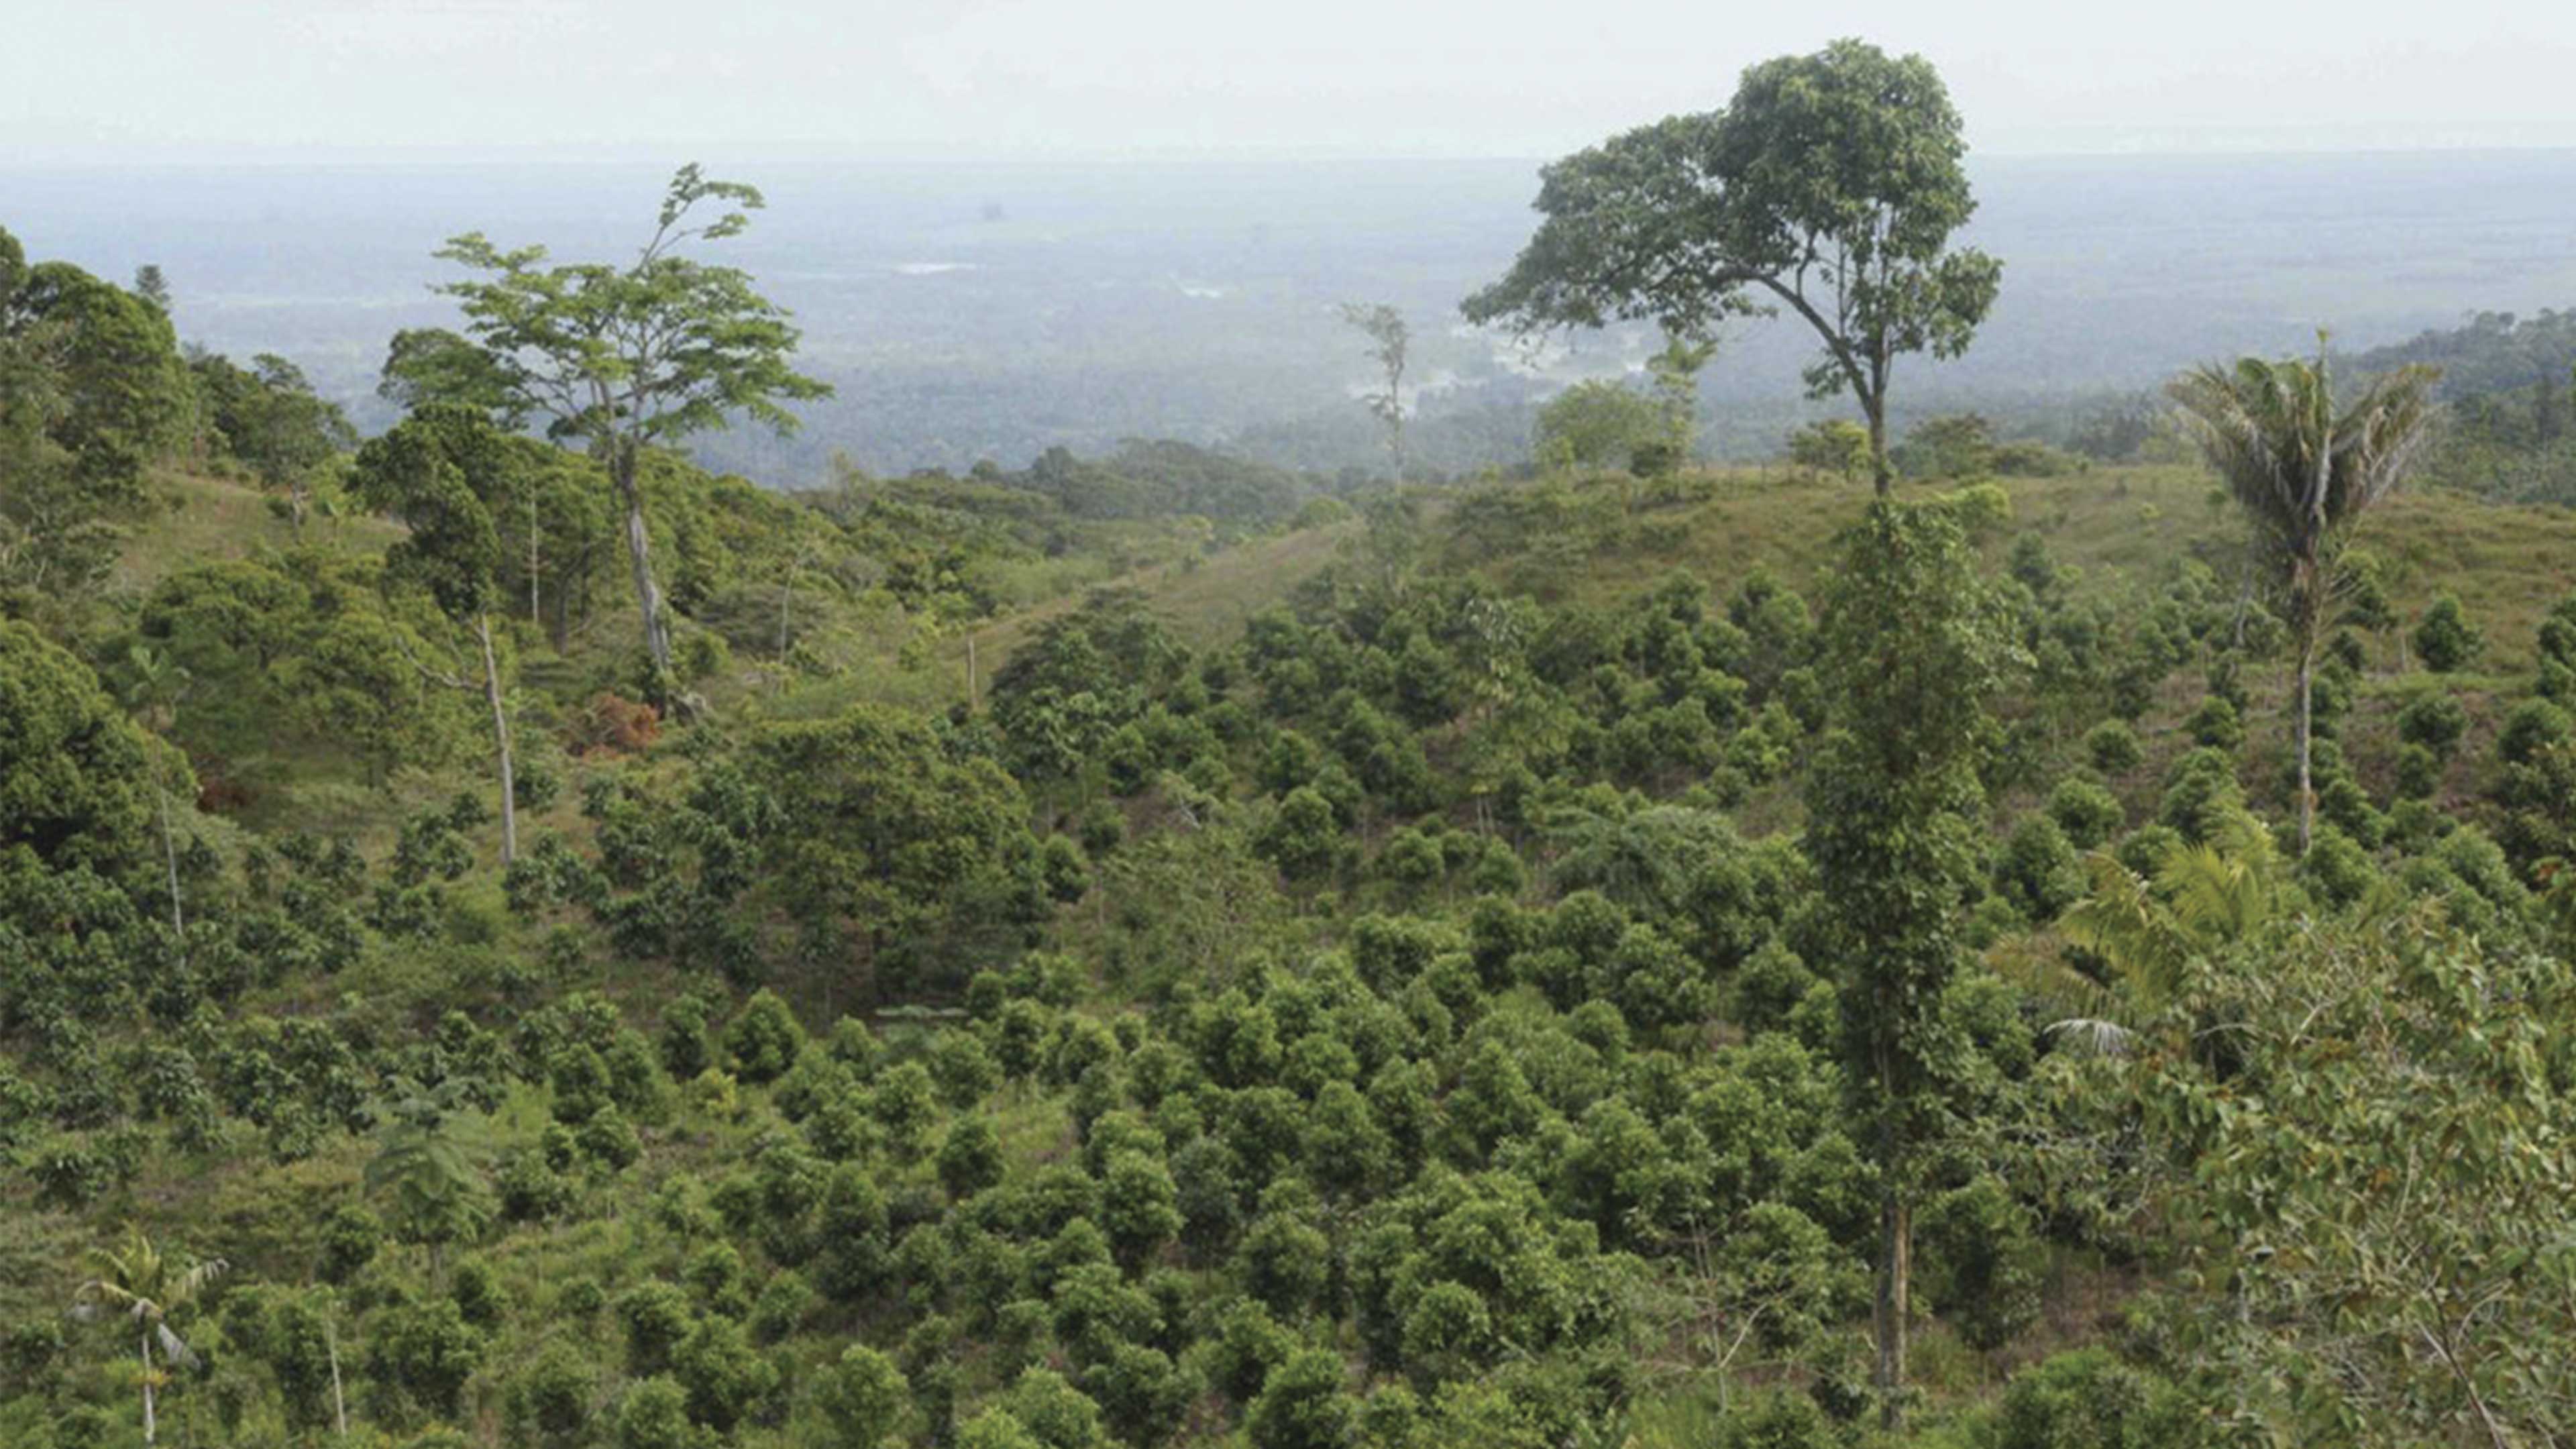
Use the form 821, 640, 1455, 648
11, 150, 2576, 480
2351, 309, 2576, 502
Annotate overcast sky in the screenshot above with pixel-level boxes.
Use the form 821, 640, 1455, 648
10, 0, 2575, 162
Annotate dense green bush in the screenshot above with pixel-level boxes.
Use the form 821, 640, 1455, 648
2412, 592, 2483, 673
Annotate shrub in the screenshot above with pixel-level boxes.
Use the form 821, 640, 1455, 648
820, 1345, 910, 1447
1995, 1348, 2203, 1449
2045, 777, 2124, 850
1246, 1349, 1359, 1449
2498, 698, 2573, 767
1918, 1175, 2043, 1351
618, 1281, 694, 1375
938, 1115, 1007, 1201
2157, 749, 2242, 841
508, 1340, 594, 1442
2084, 720, 2143, 775
2185, 694, 2243, 751
725, 989, 805, 1083
673, 1315, 777, 1432
317, 1202, 382, 1283
2300, 824, 2378, 908
2412, 593, 2483, 673
613, 1376, 694, 1449
2393, 743, 2443, 801
2397, 693, 2470, 759
1715, 1388, 1838, 1449
1994, 816, 2083, 923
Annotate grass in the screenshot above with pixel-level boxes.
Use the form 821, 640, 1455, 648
112, 468, 403, 598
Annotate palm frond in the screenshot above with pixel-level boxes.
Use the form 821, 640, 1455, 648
2044, 1017, 2137, 1057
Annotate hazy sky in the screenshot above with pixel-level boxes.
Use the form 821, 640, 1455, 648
9, 0, 2575, 161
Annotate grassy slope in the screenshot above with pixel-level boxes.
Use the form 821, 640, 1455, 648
30, 457, 2576, 1442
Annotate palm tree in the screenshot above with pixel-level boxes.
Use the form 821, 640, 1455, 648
2040, 806, 2284, 1055
364, 1076, 492, 1287
2167, 342, 2440, 853
71, 1226, 227, 1446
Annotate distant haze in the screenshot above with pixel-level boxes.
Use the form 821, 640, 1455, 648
7, 1, 2575, 160
10, 151, 2572, 480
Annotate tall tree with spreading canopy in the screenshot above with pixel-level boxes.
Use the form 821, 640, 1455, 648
1803, 499, 2017, 1428
400, 164, 831, 708
1462, 39, 2000, 493
2167, 343, 2440, 853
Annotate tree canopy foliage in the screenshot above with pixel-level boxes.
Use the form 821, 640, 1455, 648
1465, 40, 2001, 491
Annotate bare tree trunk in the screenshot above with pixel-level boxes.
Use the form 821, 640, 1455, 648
610, 445, 678, 700
1866, 396, 1892, 496
325, 1313, 347, 1440
141, 1328, 157, 1446
477, 614, 517, 865
1874, 1189, 1911, 1431
527, 493, 541, 625
155, 785, 185, 943
777, 552, 796, 662
2295, 644, 2314, 857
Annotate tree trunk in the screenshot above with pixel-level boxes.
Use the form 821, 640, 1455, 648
325, 1314, 347, 1440
1866, 397, 1892, 496
527, 492, 541, 626
477, 614, 517, 866
141, 1327, 157, 1446
610, 444, 677, 694
155, 784, 186, 943
2294, 643, 2314, 857
1874, 1189, 1911, 1431
777, 555, 795, 662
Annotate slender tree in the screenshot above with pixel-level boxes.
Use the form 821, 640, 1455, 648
407, 164, 830, 710
1646, 328, 1717, 465
1803, 499, 2016, 1429
1338, 302, 1409, 481
2167, 343, 2440, 853
351, 405, 526, 862
71, 1226, 227, 1446
117, 643, 192, 943
1464, 39, 2000, 493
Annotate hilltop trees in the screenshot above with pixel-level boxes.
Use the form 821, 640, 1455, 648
0, 226, 190, 595
2167, 345, 2439, 852
1465, 40, 2001, 492
398, 164, 831, 708
189, 352, 356, 527
1534, 379, 1669, 477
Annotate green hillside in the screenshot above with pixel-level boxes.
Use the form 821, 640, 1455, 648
10, 48, 2576, 1446
8, 441, 2576, 1449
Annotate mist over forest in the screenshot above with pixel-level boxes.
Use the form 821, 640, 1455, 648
13, 148, 2576, 480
